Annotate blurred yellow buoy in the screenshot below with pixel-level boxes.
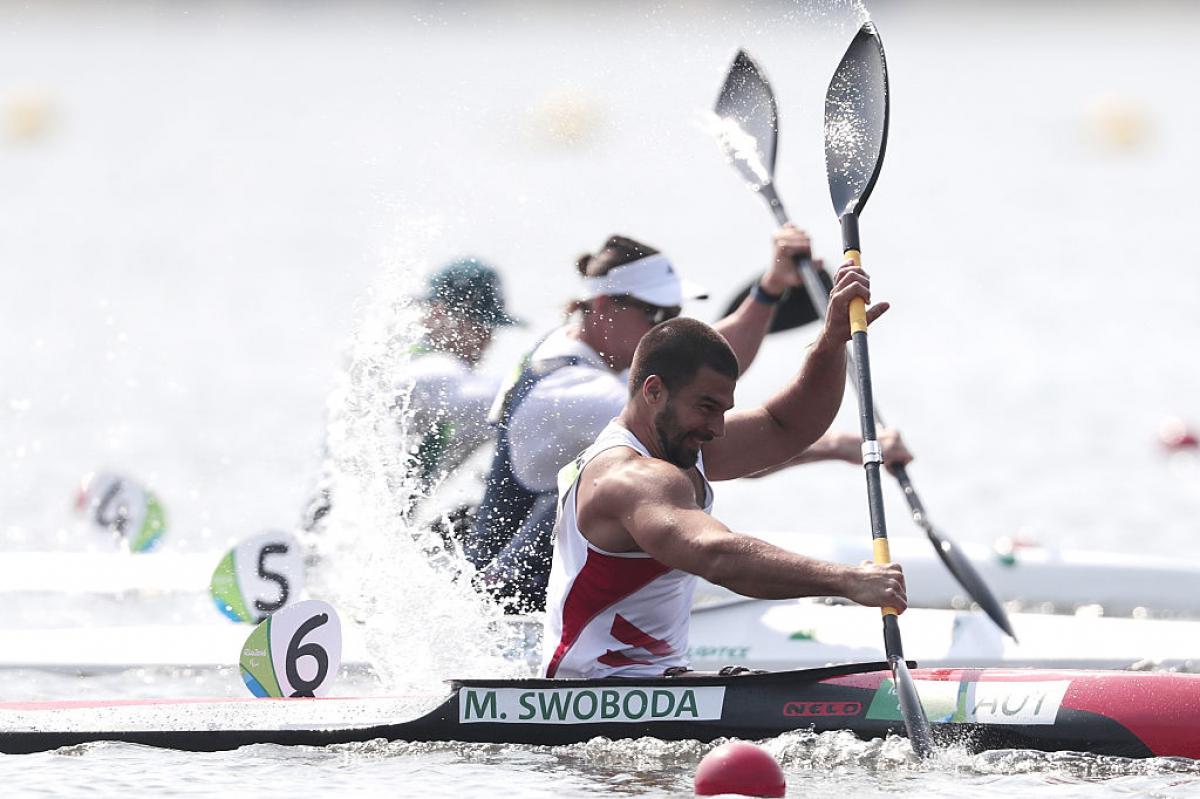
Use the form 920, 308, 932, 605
1084, 94, 1150, 153
3, 87, 56, 142
527, 86, 604, 149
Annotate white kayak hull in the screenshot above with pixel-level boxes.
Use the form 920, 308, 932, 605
2, 604, 1195, 673
0, 623, 374, 672
687, 599, 1198, 672
5, 536, 1198, 618
0, 551, 213, 594
692, 532, 1200, 617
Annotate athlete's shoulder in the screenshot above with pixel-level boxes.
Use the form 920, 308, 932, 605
586, 448, 696, 508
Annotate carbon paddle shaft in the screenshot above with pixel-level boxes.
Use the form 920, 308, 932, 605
850, 332, 901, 659
842, 213, 933, 759
841, 216, 894, 617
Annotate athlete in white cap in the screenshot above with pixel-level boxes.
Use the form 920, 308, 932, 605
468, 225, 844, 612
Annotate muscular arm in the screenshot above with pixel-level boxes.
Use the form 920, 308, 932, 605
703, 261, 890, 481
703, 334, 847, 481
746, 427, 913, 478
584, 455, 905, 608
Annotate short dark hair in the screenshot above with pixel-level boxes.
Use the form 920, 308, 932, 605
628, 318, 739, 397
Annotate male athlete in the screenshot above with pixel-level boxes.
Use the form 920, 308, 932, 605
541, 261, 906, 679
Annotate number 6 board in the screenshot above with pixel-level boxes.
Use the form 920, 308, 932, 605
240, 599, 342, 698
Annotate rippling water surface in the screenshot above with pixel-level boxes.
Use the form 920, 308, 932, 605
2, 0, 1199, 795
8, 732, 1200, 798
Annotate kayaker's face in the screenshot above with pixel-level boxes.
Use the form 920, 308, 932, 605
425, 304, 494, 364
591, 295, 680, 372
455, 319, 495, 365
653, 366, 735, 468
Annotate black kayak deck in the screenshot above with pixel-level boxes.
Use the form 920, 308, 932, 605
1, 661, 1192, 759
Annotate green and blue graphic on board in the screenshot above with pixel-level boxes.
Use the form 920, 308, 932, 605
211, 531, 305, 623
865, 677, 1068, 726
240, 599, 342, 698
75, 471, 167, 552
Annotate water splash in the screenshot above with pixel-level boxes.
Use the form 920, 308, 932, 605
701, 111, 771, 190
785, 0, 873, 36
825, 29, 887, 215
305, 221, 528, 692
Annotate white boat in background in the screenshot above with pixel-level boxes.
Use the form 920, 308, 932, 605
0, 551, 213, 594
2, 603, 1196, 674
692, 532, 1200, 618
0, 622, 375, 673
4, 534, 1200, 618
3, 529, 1199, 676
688, 599, 1198, 673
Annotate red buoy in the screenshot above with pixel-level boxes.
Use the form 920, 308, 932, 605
1159, 418, 1199, 451
694, 741, 785, 797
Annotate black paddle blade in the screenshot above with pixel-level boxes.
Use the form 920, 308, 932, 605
888, 464, 1017, 640
825, 22, 890, 218
722, 270, 833, 334
891, 656, 935, 758
713, 49, 779, 191
928, 528, 1019, 641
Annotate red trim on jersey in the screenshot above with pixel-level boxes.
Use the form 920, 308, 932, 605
597, 650, 651, 668
596, 614, 673, 669
610, 613, 672, 655
544, 551, 670, 678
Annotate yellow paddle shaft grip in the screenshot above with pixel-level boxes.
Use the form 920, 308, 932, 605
845, 249, 868, 334
873, 537, 898, 618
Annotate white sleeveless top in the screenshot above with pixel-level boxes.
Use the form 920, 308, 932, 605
540, 420, 714, 679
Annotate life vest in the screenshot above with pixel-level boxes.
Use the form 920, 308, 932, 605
467, 346, 582, 612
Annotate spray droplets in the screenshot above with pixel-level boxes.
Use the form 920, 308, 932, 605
705, 112, 771, 189
825, 25, 889, 216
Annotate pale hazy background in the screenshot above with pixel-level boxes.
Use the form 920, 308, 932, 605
3, 3, 1200, 796
2, 0, 1198, 559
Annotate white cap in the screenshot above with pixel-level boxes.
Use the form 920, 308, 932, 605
579, 254, 708, 307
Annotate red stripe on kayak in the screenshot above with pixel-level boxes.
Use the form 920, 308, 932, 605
544, 552, 669, 678
0, 695, 425, 712
828, 667, 1200, 759
1059, 672, 1200, 758
830, 667, 1083, 689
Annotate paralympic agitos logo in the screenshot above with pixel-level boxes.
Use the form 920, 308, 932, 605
782, 700, 863, 718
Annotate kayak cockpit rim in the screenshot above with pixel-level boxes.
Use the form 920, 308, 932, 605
448, 660, 904, 690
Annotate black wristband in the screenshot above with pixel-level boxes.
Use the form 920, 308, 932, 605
750, 281, 784, 305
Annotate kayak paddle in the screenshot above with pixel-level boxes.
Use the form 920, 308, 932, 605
713, 50, 832, 324
825, 21, 933, 758
711, 47, 1016, 643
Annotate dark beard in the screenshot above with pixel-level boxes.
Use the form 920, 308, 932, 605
654, 403, 701, 469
